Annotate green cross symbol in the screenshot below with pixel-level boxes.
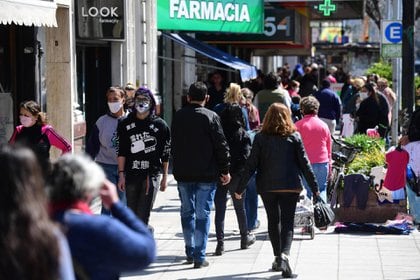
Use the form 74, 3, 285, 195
319, 0, 336, 16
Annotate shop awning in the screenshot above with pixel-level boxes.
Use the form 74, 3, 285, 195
0, 0, 57, 27
162, 32, 257, 82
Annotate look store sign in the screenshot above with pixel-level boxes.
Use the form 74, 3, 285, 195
157, 0, 264, 33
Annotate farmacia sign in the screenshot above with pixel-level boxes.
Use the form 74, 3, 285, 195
157, 0, 263, 33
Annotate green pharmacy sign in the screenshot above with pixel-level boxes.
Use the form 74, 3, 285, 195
318, 0, 336, 17
157, 0, 264, 34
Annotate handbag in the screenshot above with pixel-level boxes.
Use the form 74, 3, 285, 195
313, 197, 335, 228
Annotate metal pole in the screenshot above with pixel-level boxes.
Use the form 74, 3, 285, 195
390, 0, 402, 146
36, 40, 45, 111
402, 0, 415, 113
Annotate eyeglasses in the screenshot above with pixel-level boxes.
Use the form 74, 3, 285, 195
135, 96, 150, 103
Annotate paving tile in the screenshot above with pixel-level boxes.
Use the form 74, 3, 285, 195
119, 177, 420, 280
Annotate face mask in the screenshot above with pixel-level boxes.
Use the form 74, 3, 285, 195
20, 115, 35, 127
108, 102, 123, 113
359, 92, 368, 100
135, 102, 150, 114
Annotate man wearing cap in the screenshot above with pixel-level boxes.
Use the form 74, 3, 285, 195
117, 87, 171, 232
124, 83, 136, 111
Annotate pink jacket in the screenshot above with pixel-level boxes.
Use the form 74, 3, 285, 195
9, 124, 72, 154
296, 114, 332, 164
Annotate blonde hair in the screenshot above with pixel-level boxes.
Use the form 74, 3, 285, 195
241, 87, 254, 99
224, 83, 242, 104
352, 78, 365, 90
261, 103, 296, 136
377, 78, 388, 87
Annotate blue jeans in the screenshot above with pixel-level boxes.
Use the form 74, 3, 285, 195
406, 184, 420, 224
245, 172, 258, 230
177, 182, 216, 263
303, 162, 328, 202
97, 162, 127, 215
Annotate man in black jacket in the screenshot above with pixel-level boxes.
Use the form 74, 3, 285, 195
171, 81, 231, 269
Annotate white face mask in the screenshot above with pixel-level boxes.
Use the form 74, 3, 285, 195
108, 102, 123, 113
359, 92, 368, 100
135, 101, 150, 114
19, 115, 36, 127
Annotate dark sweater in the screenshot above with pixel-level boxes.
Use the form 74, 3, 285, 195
356, 95, 389, 137
313, 87, 342, 123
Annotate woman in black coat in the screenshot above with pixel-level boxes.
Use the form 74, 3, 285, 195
235, 103, 319, 278
356, 82, 389, 138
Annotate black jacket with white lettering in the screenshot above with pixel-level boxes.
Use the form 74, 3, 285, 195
117, 112, 170, 179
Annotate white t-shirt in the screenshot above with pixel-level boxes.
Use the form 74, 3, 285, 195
403, 141, 420, 175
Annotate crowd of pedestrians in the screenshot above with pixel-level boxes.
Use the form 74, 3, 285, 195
2, 63, 420, 279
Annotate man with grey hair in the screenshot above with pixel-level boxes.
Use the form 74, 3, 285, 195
48, 153, 156, 279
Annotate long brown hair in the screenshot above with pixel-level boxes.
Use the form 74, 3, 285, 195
0, 145, 60, 279
261, 103, 296, 136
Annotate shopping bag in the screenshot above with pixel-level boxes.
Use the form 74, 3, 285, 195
313, 197, 335, 228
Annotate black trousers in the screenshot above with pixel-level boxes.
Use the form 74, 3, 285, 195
125, 175, 156, 225
214, 173, 248, 241
260, 192, 299, 257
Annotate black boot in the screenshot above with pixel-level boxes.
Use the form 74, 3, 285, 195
280, 253, 293, 278
214, 241, 224, 256
240, 233, 256, 249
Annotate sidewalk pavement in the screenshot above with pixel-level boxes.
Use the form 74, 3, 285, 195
120, 175, 420, 280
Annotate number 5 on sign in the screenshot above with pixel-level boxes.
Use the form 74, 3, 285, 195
264, 16, 290, 37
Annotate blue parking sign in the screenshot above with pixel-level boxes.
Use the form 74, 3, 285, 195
384, 21, 403, 44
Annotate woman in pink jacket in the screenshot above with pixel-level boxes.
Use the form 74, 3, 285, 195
9, 100, 71, 175
295, 96, 332, 202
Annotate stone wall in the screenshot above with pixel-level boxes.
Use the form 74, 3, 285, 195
46, 6, 73, 157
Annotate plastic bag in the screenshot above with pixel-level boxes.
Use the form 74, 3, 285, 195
313, 197, 335, 228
